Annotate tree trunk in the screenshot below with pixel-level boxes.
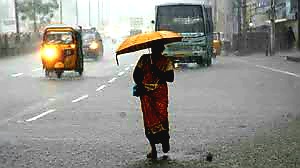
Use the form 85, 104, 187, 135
297, 0, 300, 50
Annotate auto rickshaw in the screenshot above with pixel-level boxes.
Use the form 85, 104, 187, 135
213, 32, 222, 57
82, 28, 104, 60
40, 25, 84, 78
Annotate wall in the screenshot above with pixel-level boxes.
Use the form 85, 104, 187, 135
275, 20, 298, 50
0, 32, 41, 57
214, 0, 234, 41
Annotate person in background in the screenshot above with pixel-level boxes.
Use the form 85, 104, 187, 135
287, 26, 296, 50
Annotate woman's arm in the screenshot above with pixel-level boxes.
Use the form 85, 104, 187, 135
133, 66, 144, 84
151, 65, 174, 82
163, 70, 174, 82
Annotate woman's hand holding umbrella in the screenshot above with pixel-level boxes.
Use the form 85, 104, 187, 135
150, 64, 174, 83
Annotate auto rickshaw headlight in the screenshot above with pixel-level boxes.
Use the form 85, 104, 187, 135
43, 47, 57, 60
70, 44, 76, 49
89, 41, 99, 50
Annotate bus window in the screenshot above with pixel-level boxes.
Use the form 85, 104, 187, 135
156, 5, 205, 34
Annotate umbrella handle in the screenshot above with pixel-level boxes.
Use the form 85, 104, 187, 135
150, 54, 153, 65
116, 54, 119, 66
148, 48, 153, 65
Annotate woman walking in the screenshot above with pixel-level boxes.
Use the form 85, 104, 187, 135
133, 42, 174, 159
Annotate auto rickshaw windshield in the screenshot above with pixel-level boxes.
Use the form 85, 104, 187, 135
82, 33, 96, 41
45, 31, 74, 44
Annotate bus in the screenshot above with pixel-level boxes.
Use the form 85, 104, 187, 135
155, 3, 213, 66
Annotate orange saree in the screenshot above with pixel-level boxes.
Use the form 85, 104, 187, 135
136, 54, 174, 144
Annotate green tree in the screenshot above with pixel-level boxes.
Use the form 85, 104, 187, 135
18, 0, 59, 32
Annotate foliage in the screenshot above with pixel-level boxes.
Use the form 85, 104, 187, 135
232, 0, 240, 14
18, 0, 59, 28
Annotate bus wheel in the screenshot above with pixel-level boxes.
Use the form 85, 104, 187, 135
207, 57, 212, 66
196, 58, 203, 66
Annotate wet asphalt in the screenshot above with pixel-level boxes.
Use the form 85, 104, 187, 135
0, 39, 300, 167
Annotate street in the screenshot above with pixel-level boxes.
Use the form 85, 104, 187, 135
0, 39, 300, 168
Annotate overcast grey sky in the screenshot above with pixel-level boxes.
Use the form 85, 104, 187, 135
61, 0, 156, 27
0, 0, 209, 33
61, 0, 207, 27
55, 0, 207, 37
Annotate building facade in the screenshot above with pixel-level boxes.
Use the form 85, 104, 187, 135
275, 0, 298, 50
0, 0, 17, 33
248, 0, 299, 50
210, 0, 235, 41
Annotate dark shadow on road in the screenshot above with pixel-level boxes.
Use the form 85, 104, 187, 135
84, 58, 103, 63
175, 63, 205, 71
124, 159, 209, 168
174, 58, 219, 72
124, 154, 212, 168
41, 72, 85, 81
125, 157, 178, 168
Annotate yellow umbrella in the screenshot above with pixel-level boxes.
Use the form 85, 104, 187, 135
115, 31, 182, 65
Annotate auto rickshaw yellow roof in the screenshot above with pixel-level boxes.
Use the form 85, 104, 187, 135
43, 24, 82, 33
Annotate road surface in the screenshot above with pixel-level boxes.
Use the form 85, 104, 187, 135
0, 39, 299, 167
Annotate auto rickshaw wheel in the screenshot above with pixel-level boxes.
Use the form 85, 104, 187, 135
76, 63, 84, 76
75, 68, 83, 76
80, 58, 84, 76
56, 71, 63, 78
45, 70, 50, 77
94, 55, 99, 61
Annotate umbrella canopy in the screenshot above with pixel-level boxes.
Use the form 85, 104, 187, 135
116, 30, 182, 56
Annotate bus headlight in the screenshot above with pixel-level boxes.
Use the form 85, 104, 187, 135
89, 41, 99, 50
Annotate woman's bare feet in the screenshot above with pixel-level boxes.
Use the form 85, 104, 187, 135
147, 143, 157, 159
146, 150, 157, 159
